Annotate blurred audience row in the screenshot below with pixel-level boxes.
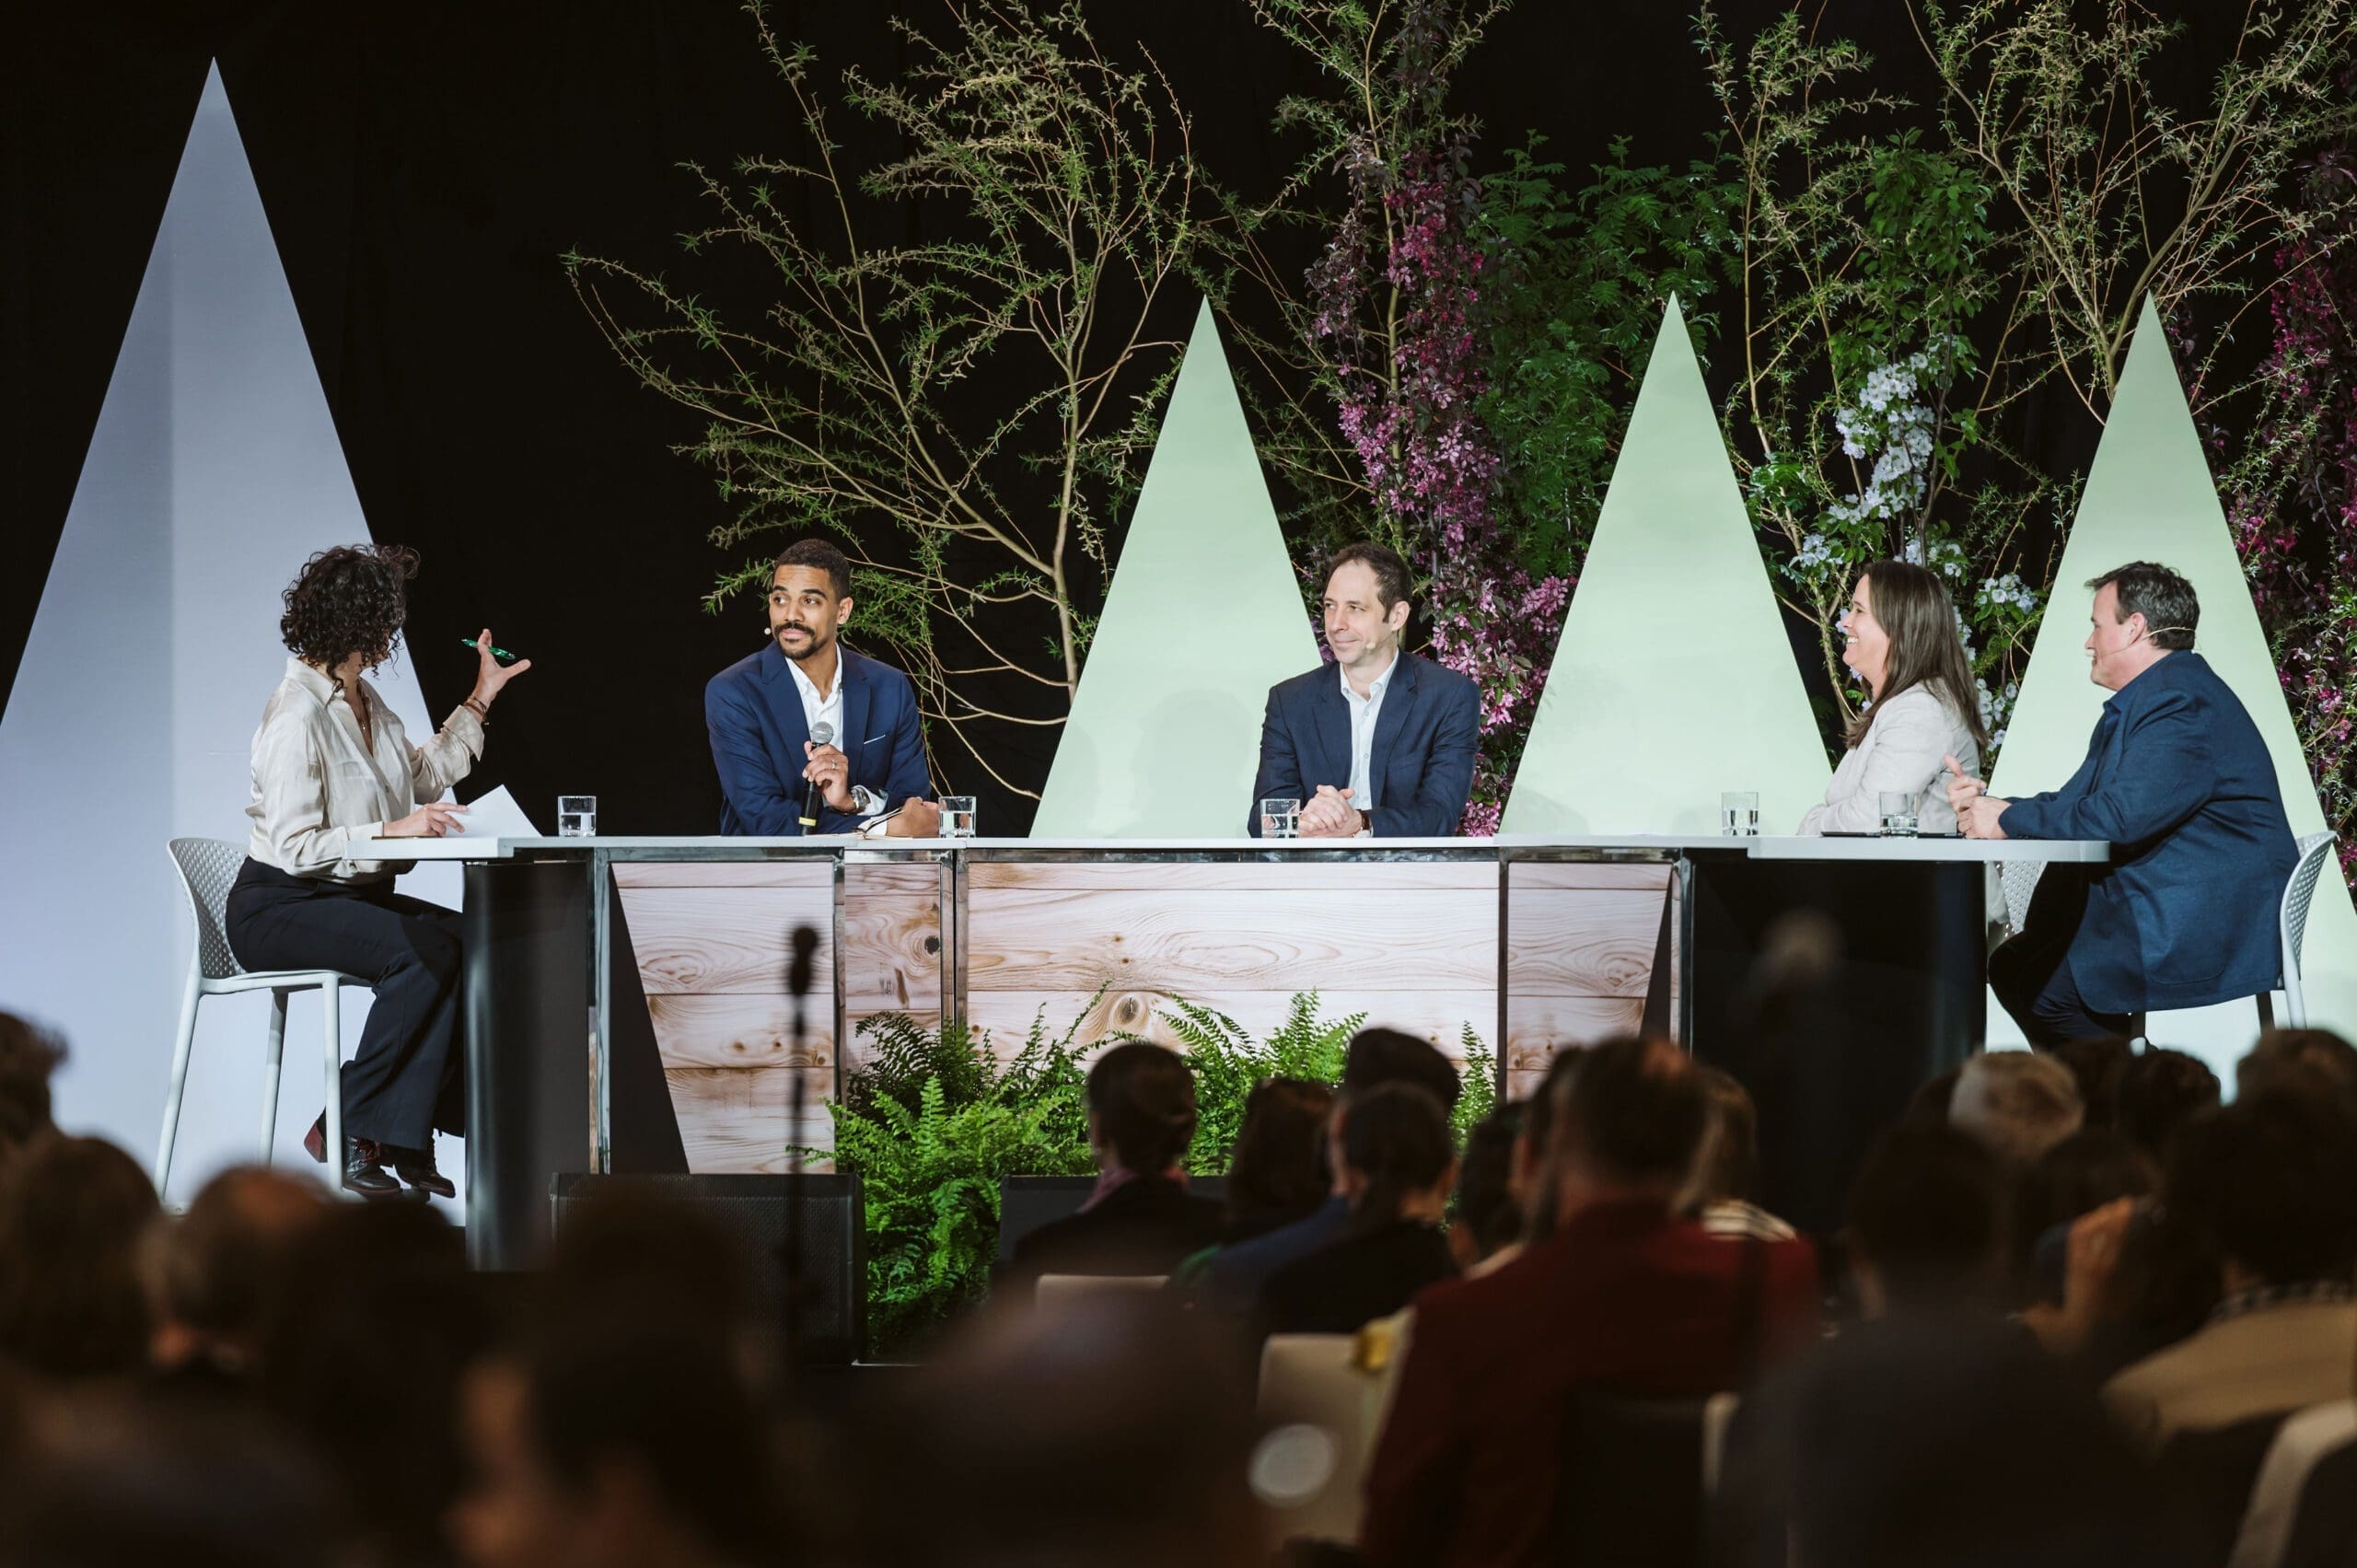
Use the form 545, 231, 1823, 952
3, 1004, 2355, 1567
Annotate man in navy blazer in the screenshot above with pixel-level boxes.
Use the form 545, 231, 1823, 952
1947, 561, 2295, 1044
705, 539, 939, 837
1248, 541, 1482, 838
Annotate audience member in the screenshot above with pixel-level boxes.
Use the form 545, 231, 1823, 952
260, 1202, 493, 1566
0, 1393, 341, 1568
451, 1300, 783, 1568
1446, 1099, 1527, 1274
1258, 1082, 1458, 1336
1206, 1028, 1460, 1310
1950, 1050, 2084, 1167
2115, 1046, 2221, 1164
1218, 1077, 1335, 1244
2046, 1032, 2132, 1129
1004, 1042, 1221, 1287
0, 1134, 160, 1382
1901, 1063, 1961, 1125
141, 1167, 328, 1395
2012, 1129, 2157, 1306
2098, 1090, 2357, 1454
1359, 1036, 1817, 1568
853, 1293, 1264, 1568
1845, 1121, 2009, 1317
1680, 1066, 1796, 1242
0, 1015, 62, 1174
2237, 1025, 2357, 1105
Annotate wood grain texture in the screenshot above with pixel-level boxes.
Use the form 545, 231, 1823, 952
1504, 889, 1666, 996
964, 988, 1494, 1062
1503, 995, 1647, 1074
617, 886, 835, 994
968, 862, 1497, 893
614, 862, 834, 889
664, 1066, 836, 1173
644, 994, 836, 1070
967, 889, 1498, 993
841, 862, 942, 1021
1506, 863, 1677, 892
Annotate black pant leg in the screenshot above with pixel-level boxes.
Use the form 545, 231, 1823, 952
1989, 866, 2133, 1046
225, 867, 462, 1149
380, 890, 470, 1140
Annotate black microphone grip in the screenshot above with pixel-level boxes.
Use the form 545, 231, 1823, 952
798, 720, 835, 829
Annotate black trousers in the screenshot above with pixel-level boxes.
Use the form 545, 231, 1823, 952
1988, 865, 2136, 1046
224, 858, 465, 1149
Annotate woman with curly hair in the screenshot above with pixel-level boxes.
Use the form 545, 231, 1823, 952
225, 545, 528, 1199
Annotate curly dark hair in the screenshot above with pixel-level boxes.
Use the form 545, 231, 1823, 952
278, 544, 419, 669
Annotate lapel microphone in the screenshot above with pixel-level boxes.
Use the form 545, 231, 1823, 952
799, 720, 835, 830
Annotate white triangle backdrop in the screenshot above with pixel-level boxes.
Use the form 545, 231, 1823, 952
0, 67, 496, 1204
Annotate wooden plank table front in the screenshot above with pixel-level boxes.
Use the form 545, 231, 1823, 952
370, 832, 2100, 1265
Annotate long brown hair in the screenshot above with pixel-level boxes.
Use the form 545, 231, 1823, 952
1844, 559, 1991, 753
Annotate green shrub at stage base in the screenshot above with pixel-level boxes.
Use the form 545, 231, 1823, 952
813, 993, 1497, 1358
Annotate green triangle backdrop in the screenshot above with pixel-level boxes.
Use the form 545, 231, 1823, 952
1987, 296, 2355, 1059
1503, 296, 1829, 834
1033, 299, 1319, 836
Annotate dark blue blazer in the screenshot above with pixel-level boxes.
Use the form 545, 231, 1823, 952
704, 642, 930, 835
1248, 653, 1481, 838
2002, 652, 2296, 1013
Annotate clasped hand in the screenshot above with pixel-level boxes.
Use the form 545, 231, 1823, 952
1944, 753, 2009, 840
1296, 785, 1363, 839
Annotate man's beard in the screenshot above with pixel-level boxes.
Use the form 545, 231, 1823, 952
776, 623, 834, 661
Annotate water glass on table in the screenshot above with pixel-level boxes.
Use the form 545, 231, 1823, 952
557, 796, 597, 838
1260, 796, 1303, 840
940, 795, 978, 839
1879, 790, 1921, 837
1719, 790, 1759, 837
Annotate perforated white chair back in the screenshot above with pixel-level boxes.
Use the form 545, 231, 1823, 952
168, 836, 250, 981
2278, 832, 2337, 1028
1258, 1332, 1382, 1545
1998, 857, 2043, 936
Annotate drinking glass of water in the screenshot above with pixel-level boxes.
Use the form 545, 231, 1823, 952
1719, 790, 1759, 837
940, 795, 978, 839
557, 796, 597, 838
1879, 790, 1921, 837
1260, 797, 1303, 839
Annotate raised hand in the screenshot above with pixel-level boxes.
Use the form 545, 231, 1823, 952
470, 627, 531, 707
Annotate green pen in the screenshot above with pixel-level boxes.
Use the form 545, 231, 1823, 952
462, 637, 522, 662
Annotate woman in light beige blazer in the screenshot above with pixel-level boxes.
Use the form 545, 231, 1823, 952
1799, 560, 1988, 835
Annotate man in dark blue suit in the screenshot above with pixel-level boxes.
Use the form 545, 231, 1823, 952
1248, 542, 1482, 838
705, 539, 939, 837
1946, 561, 2296, 1044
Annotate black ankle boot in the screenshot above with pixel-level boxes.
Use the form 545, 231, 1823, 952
343, 1139, 422, 1202
388, 1143, 456, 1200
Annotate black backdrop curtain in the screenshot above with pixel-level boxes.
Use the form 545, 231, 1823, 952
11, 0, 2226, 834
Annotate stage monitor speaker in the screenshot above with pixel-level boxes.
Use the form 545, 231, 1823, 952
550, 1172, 865, 1365
996, 1174, 1225, 1260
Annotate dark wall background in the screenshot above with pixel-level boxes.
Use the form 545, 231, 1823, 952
5, 1, 2249, 833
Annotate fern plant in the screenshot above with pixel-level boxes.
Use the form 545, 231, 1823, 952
821, 993, 1501, 1357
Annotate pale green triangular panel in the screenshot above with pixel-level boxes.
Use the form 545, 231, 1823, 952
1503, 296, 1829, 834
1034, 299, 1319, 836
1989, 296, 2357, 1062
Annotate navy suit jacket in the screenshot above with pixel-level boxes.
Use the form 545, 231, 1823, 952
1248, 653, 1481, 837
704, 642, 930, 835
2002, 652, 2296, 1013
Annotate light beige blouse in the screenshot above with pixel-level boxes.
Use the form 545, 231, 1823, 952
244, 656, 482, 882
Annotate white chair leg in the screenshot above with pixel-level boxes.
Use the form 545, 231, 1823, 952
322, 979, 345, 1198
260, 989, 288, 1166
154, 967, 203, 1198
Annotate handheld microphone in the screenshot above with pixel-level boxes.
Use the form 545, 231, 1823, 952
799, 720, 835, 829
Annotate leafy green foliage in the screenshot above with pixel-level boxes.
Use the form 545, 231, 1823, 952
821, 993, 1499, 1357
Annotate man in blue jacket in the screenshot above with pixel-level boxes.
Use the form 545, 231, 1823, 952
1248, 541, 1481, 838
705, 539, 940, 837
1946, 561, 2295, 1044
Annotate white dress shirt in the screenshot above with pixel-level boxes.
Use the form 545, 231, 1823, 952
784, 651, 885, 822
245, 656, 482, 883
1340, 652, 1399, 810
1796, 682, 1980, 835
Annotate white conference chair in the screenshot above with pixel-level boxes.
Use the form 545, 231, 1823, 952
1031, 1272, 1168, 1314
156, 837, 366, 1200
1257, 1331, 1387, 1545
